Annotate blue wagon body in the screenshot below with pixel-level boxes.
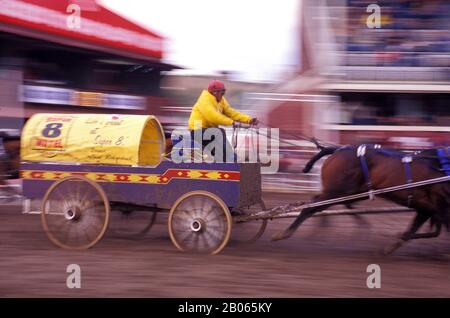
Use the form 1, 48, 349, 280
21, 161, 262, 209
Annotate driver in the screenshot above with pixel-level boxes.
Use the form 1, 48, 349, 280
188, 80, 258, 162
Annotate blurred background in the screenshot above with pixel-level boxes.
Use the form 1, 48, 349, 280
0, 0, 449, 192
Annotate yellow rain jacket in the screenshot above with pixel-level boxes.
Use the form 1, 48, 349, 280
188, 90, 251, 130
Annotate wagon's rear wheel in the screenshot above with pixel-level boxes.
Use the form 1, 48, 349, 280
41, 176, 110, 250
232, 201, 268, 243
168, 191, 232, 255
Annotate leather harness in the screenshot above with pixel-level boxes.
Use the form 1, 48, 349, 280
356, 144, 414, 206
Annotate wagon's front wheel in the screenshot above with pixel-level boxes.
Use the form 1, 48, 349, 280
168, 191, 232, 255
41, 176, 110, 250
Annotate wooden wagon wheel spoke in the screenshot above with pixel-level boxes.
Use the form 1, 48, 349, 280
199, 232, 215, 251
41, 176, 110, 250
204, 207, 221, 221
81, 225, 97, 244
203, 230, 219, 250
178, 230, 195, 243
83, 213, 103, 231
172, 209, 193, 221
204, 226, 225, 243
73, 181, 82, 203
191, 196, 206, 214
168, 191, 232, 255
52, 189, 68, 204
198, 231, 213, 249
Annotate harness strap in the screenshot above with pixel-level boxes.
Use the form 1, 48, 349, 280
402, 155, 413, 207
357, 144, 374, 200
437, 147, 450, 176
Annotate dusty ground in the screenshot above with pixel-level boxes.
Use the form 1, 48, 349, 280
0, 192, 449, 298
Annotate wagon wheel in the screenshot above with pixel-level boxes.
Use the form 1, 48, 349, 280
168, 191, 232, 255
232, 201, 268, 243
41, 176, 110, 250
109, 208, 157, 239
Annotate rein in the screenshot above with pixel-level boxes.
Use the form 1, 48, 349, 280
250, 119, 342, 150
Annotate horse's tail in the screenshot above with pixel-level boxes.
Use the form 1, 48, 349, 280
303, 147, 338, 173
310, 138, 325, 150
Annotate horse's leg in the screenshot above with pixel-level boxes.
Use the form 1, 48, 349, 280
343, 200, 372, 229
271, 206, 321, 241
308, 200, 370, 238
404, 223, 442, 239
384, 210, 432, 255
401, 212, 442, 240
271, 193, 340, 241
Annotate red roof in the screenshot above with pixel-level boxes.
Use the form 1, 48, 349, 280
0, 0, 164, 61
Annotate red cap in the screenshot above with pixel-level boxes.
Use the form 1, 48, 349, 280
207, 80, 225, 92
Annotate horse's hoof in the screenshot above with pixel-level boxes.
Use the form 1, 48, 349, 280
383, 239, 405, 255
271, 232, 287, 241
383, 246, 395, 256
271, 234, 281, 241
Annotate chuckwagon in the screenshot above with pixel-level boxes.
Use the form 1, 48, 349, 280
20, 113, 266, 254
21, 114, 448, 256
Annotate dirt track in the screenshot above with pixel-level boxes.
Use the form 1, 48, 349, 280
1, 193, 449, 297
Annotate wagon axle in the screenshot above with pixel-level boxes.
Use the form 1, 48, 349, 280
64, 207, 80, 221
190, 219, 205, 232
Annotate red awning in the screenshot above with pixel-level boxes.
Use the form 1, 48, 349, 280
0, 0, 164, 61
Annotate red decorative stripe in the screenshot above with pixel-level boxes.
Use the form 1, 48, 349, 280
21, 169, 241, 183
157, 176, 167, 183
113, 174, 131, 182
199, 171, 209, 178
138, 175, 149, 182
54, 172, 65, 179
96, 174, 109, 181
30, 171, 45, 179
219, 171, 240, 180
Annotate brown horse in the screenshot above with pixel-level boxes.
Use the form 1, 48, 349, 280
272, 144, 450, 254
